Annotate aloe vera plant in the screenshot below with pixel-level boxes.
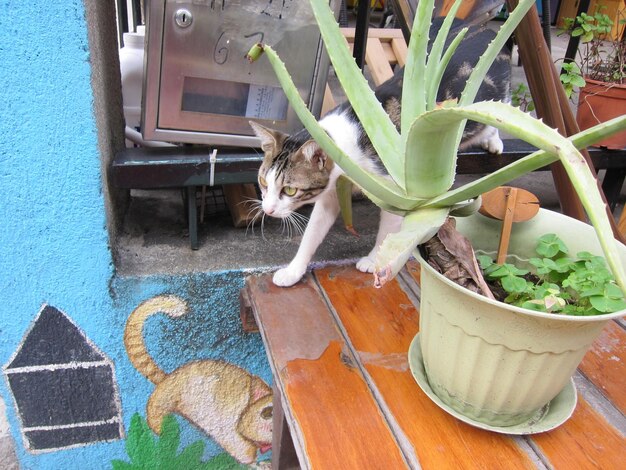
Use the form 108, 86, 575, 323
247, 0, 626, 292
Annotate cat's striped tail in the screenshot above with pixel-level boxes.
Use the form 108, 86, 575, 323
123, 295, 188, 384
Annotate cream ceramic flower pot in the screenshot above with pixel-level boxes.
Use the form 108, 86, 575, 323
416, 209, 626, 427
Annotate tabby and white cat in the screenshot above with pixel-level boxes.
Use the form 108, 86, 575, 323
251, 23, 511, 287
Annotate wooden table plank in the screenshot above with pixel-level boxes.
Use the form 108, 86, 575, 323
530, 397, 626, 469
391, 37, 408, 67
315, 265, 536, 469
340, 27, 405, 39
247, 274, 408, 469
365, 37, 395, 85
578, 321, 626, 414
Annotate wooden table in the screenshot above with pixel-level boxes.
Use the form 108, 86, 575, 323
242, 263, 626, 469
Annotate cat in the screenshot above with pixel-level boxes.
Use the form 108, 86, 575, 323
250, 22, 511, 287
124, 295, 272, 466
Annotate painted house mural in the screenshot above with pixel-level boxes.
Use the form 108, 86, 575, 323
4, 305, 123, 453
0, 1, 273, 468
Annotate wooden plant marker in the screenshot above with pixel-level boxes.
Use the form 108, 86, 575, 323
479, 186, 540, 264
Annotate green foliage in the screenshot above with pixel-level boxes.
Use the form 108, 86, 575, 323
478, 234, 626, 315
565, 11, 613, 43
559, 7, 626, 85
511, 83, 535, 112
559, 62, 586, 98
111, 414, 223, 470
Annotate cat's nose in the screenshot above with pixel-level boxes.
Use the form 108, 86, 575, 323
262, 201, 276, 215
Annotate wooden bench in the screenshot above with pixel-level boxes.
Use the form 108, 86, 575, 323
241, 264, 626, 469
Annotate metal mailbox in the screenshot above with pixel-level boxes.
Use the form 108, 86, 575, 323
142, 0, 339, 146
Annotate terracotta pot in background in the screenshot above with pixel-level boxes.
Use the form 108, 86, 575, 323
576, 78, 626, 150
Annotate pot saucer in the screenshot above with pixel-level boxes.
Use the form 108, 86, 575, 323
408, 333, 577, 435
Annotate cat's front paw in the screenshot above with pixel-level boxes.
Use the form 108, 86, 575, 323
356, 256, 376, 273
273, 267, 305, 287
482, 135, 504, 155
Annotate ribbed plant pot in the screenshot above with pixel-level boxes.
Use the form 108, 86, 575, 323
576, 78, 626, 150
415, 209, 626, 427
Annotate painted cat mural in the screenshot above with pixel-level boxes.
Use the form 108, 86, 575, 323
123, 295, 272, 465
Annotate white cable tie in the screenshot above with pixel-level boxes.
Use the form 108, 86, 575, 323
209, 149, 218, 187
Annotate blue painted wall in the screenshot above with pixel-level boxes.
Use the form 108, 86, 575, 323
0, 2, 270, 468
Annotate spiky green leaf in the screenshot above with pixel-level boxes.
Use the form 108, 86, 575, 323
424, 113, 626, 208
460, 0, 536, 105
407, 103, 626, 292
373, 207, 449, 287
424, 0, 465, 109
401, 0, 435, 131
309, 0, 404, 188
336, 175, 357, 235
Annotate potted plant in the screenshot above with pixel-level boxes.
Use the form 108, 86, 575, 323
248, 0, 626, 430
560, 6, 626, 149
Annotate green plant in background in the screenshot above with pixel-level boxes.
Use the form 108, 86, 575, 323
478, 233, 626, 315
559, 61, 586, 98
559, 7, 626, 85
248, 0, 626, 296
511, 82, 535, 111
512, 60, 583, 111
112, 414, 248, 470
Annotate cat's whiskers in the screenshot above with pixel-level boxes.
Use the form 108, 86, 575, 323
280, 217, 291, 239
288, 211, 308, 237
238, 196, 260, 208
245, 199, 266, 238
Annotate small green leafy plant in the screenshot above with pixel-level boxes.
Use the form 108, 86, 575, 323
511, 83, 535, 112
559, 7, 626, 85
559, 61, 586, 98
478, 234, 626, 315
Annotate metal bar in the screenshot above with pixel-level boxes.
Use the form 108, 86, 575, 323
187, 186, 199, 250
116, 0, 129, 46
353, 0, 372, 69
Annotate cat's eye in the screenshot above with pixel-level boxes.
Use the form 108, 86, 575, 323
258, 176, 267, 188
283, 186, 297, 196
261, 406, 272, 420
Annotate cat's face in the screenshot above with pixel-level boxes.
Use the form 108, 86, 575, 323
236, 393, 273, 449
250, 122, 334, 218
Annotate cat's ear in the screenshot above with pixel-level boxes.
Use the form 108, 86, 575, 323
301, 140, 328, 170
249, 121, 286, 155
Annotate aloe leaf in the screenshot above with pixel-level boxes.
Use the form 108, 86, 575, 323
405, 125, 464, 198
360, 188, 410, 216
401, 0, 434, 133
336, 175, 357, 235
408, 104, 626, 291
405, 0, 536, 197
308, 0, 404, 189
460, 0, 536, 106
423, 113, 626, 208
428, 27, 468, 110
424, 0, 465, 108
251, 43, 422, 211
373, 207, 449, 287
